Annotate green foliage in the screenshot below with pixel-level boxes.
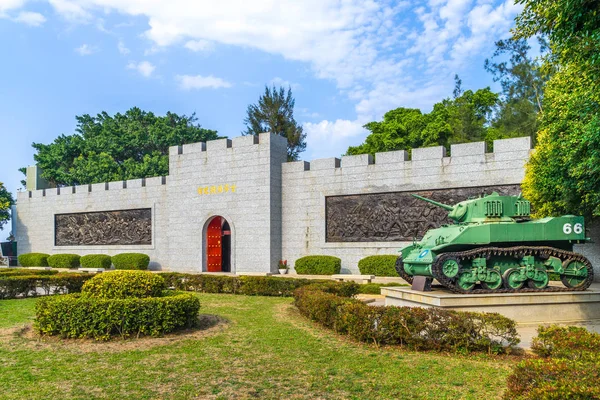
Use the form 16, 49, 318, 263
0, 182, 14, 231
346, 85, 498, 156
111, 253, 150, 270
18, 253, 50, 267
294, 256, 342, 275
0, 268, 58, 277
0, 273, 93, 299
243, 85, 306, 161
34, 292, 200, 340
504, 325, 600, 399
357, 255, 399, 277
515, 0, 600, 218
293, 285, 519, 353
47, 254, 81, 269
80, 254, 112, 269
25, 107, 219, 186
81, 271, 166, 299
357, 282, 408, 295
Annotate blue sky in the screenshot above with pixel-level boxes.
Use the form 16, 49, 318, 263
0, 0, 521, 196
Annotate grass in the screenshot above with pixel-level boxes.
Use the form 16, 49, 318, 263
0, 294, 516, 399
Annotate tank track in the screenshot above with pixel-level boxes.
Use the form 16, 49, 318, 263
431, 246, 594, 294
394, 255, 414, 284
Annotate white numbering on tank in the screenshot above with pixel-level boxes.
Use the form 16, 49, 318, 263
563, 223, 583, 235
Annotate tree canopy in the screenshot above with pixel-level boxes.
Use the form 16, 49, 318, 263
517, 0, 600, 218
0, 182, 14, 231
243, 86, 306, 161
25, 107, 219, 186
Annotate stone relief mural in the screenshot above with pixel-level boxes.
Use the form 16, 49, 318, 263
55, 208, 152, 246
326, 185, 521, 242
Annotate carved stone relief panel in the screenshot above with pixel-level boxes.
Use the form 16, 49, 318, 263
326, 185, 521, 242
55, 208, 152, 246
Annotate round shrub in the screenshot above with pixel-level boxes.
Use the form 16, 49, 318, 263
112, 253, 150, 270
18, 253, 50, 267
358, 255, 399, 277
294, 255, 341, 275
80, 254, 112, 269
48, 254, 81, 269
82, 270, 166, 299
35, 292, 200, 340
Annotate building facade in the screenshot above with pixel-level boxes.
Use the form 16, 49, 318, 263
13, 132, 600, 279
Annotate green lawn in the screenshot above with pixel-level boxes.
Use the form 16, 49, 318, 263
0, 294, 515, 399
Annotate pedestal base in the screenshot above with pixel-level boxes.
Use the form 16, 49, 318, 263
381, 286, 600, 324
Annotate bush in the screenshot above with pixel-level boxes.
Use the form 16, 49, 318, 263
293, 285, 519, 353
504, 325, 600, 399
357, 282, 408, 295
357, 255, 399, 277
18, 253, 50, 267
294, 255, 341, 275
0, 273, 93, 299
112, 253, 150, 270
82, 270, 166, 299
35, 292, 200, 340
80, 254, 112, 269
0, 269, 58, 277
47, 254, 81, 269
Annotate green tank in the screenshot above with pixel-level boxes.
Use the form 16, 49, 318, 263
396, 192, 594, 293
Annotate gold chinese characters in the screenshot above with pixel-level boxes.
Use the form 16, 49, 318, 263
197, 184, 237, 196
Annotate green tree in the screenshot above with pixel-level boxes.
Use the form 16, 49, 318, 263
24, 108, 219, 186
515, 0, 600, 218
484, 38, 550, 142
243, 86, 306, 161
0, 182, 14, 231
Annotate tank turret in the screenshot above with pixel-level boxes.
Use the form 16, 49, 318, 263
412, 192, 532, 224
396, 192, 593, 294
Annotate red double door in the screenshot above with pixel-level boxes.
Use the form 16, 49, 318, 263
206, 217, 223, 272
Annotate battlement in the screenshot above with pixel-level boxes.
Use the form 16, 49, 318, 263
282, 136, 532, 174
168, 132, 284, 157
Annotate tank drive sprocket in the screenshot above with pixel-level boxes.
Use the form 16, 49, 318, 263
431, 246, 594, 294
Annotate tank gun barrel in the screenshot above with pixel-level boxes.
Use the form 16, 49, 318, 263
411, 194, 454, 211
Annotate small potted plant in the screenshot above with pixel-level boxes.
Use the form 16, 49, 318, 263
278, 259, 289, 275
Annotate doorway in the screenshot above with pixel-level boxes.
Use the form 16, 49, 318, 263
205, 216, 231, 272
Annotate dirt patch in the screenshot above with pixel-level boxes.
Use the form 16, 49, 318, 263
0, 314, 229, 353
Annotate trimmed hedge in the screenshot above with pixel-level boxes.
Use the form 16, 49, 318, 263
82, 271, 166, 299
358, 255, 399, 277
0, 268, 59, 277
18, 253, 50, 267
35, 292, 201, 340
357, 282, 408, 295
0, 273, 94, 299
294, 255, 341, 275
80, 254, 112, 269
112, 253, 150, 270
293, 285, 519, 353
504, 326, 600, 399
48, 254, 81, 269
158, 272, 358, 297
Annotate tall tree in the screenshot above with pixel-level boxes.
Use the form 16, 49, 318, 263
484, 38, 550, 141
24, 107, 219, 186
243, 86, 306, 161
516, 0, 600, 218
0, 182, 14, 231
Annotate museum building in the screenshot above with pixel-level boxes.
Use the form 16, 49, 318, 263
12, 132, 599, 278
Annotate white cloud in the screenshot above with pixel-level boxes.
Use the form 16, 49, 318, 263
270, 77, 301, 90
303, 119, 367, 159
13, 10, 45, 26
75, 44, 97, 55
117, 39, 130, 55
184, 39, 213, 52
0, 0, 27, 14
48, 0, 91, 22
176, 74, 232, 90
127, 61, 155, 77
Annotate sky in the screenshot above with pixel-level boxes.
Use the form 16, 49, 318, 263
0, 0, 522, 197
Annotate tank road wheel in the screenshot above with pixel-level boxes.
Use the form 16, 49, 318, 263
503, 268, 525, 290
481, 269, 503, 290
441, 258, 460, 279
527, 269, 549, 289
457, 272, 475, 291
561, 259, 588, 288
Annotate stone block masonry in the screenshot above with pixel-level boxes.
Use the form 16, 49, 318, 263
15, 133, 600, 281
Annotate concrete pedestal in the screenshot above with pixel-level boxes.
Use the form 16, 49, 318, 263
381, 286, 600, 324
